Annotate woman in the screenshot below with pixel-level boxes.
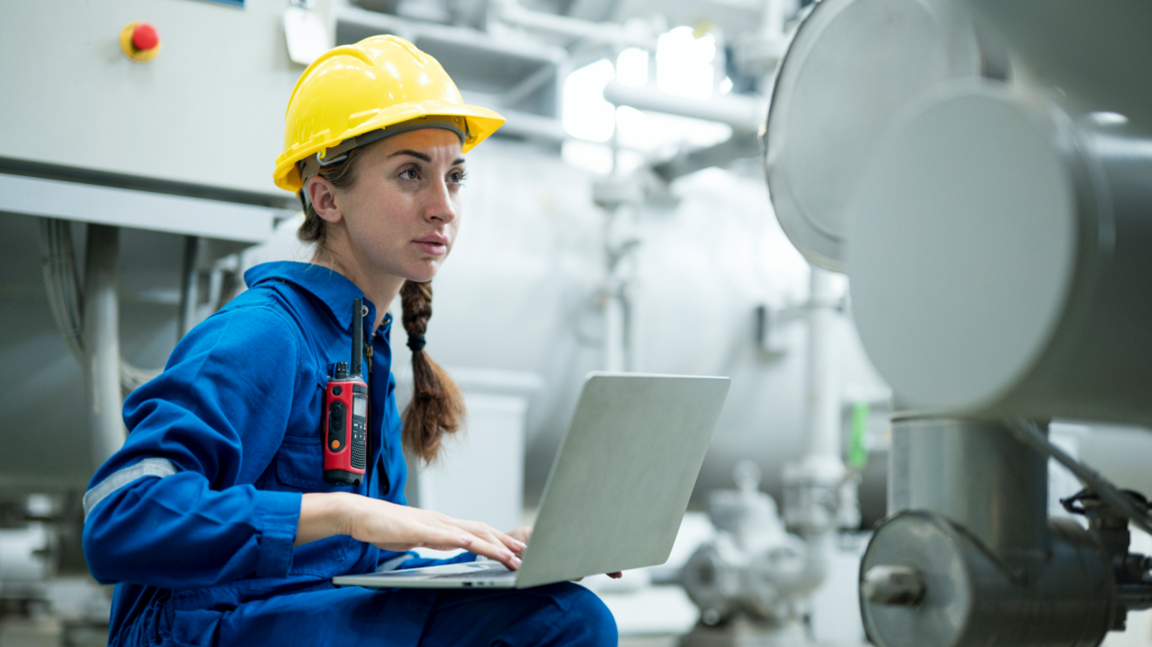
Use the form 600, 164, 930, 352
82, 36, 617, 646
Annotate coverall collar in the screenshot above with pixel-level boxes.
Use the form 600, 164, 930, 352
244, 261, 391, 335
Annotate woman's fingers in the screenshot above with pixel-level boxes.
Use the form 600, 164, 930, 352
455, 532, 522, 569
346, 499, 525, 569
571, 572, 621, 583
452, 519, 526, 556
421, 520, 522, 569
506, 526, 532, 552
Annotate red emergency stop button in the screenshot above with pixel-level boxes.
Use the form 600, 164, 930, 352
132, 23, 159, 51
119, 21, 162, 62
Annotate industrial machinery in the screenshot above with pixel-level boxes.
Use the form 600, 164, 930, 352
13, 0, 1151, 644
762, 0, 1152, 645
1, 1, 313, 639
678, 266, 863, 646
0, 2, 891, 641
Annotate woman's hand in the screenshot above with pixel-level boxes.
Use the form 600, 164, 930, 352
297, 493, 526, 570
506, 526, 532, 554
501, 525, 621, 579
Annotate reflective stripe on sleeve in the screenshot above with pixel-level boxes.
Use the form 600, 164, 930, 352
377, 553, 413, 572
83, 458, 179, 521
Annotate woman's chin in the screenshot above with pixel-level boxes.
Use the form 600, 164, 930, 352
402, 261, 443, 284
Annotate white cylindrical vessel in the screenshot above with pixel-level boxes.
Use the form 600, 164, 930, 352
848, 84, 1152, 424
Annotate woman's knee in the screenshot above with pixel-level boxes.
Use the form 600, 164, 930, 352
546, 583, 618, 646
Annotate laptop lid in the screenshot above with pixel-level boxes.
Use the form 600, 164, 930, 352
514, 372, 730, 588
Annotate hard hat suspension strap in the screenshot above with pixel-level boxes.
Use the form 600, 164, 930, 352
296, 116, 469, 203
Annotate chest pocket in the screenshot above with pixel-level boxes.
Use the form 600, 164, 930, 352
274, 436, 356, 493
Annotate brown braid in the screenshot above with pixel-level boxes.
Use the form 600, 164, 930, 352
400, 279, 465, 462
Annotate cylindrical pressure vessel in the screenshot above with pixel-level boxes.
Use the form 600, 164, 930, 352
848, 84, 1152, 424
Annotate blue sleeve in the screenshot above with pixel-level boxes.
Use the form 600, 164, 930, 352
377, 549, 478, 572
82, 302, 304, 588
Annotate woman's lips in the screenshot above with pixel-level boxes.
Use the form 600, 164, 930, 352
413, 237, 448, 256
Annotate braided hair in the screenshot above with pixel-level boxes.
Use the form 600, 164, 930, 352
298, 150, 465, 463
399, 280, 464, 461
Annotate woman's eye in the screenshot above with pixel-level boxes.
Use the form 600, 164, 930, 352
400, 169, 419, 180
450, 170, 468, 184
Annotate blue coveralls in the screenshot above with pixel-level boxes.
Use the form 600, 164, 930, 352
82, 261, 617, 647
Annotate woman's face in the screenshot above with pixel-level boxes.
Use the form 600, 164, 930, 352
324, 128, 466, 285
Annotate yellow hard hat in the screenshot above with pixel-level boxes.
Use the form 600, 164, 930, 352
273, 35, 506, 193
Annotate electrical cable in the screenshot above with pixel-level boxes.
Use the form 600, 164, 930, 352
38, 218, 86, 363
38, 218, 161, 397
1009, 417, 1152, 536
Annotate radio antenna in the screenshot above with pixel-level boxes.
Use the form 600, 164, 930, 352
350, 298, 364, 378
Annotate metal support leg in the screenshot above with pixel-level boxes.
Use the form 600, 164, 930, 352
83, 224, 126, 467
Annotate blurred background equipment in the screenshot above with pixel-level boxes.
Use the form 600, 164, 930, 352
2, 0, 1152, 645
761, 0, 1152, 645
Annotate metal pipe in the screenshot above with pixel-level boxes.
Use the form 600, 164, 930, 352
862, 511, 1114, 647
494, 0, 654, 49
805, 266, 840, 460
1010, 418, 1152, 537
603, 286, 625, 372
867, 417, 1120, 647
651, 133, 761, 182
602, 81, 767, 133
178, 236, 200, 340
83, 224, 126, 467
889, 417, 1048, 556
496, 110, 569, 143
780, 526, 832, 597
40, 218, 160, 397
625, 274, 643, 373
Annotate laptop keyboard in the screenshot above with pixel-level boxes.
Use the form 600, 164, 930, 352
432, 566, 516, 580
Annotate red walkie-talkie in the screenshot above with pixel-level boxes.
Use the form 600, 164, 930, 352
323, 298, 369, 485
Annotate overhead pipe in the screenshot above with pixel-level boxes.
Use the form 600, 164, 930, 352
651, 132, 762, 182
495, 109, 570, 143
493, 0, 657, 49
603, 81, 768, 133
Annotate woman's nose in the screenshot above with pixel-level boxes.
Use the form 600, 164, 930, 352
423, 179, 458, 224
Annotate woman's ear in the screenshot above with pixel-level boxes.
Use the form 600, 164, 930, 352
308, 176, 342, 224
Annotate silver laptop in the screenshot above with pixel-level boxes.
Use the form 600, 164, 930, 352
333, 372, 730, 590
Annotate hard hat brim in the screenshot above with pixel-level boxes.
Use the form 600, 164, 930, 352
273, 101, 505, 193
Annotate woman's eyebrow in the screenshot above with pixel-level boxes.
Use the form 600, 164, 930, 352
388, 149, 432, 162
387, 150, 466, 167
